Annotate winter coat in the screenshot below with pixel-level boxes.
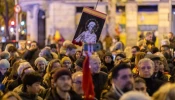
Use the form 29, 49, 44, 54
101, 86, 122, 100
92, 71, 108, 100
19, 91, 43, 100
43, 88, 82, 100
139, 77, 165, 96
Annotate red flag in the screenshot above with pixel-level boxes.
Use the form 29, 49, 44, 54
82, 53, 95, 100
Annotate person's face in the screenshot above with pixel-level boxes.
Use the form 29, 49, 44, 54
76, 52, 81, 59
0, 68, 7, 75
30, 43, 37, 50
138, 61, 154, 78
132, 48, 137, 56
161, 47, 169, 53
20, 42, 26, 49
154, 60, 161, 73
55, 75, 72, 92
145, 34, 153, 42
62, 60, 72, 69
90, 58, 101, 74
51, 62, 61, 71
168, 33, 173, 40
115, 56, 123, 65
28, 82, 41, 95
135, 82, 147, 94
75, 65, 82, 72
72, 74, 84, 95
68, 49, 76, 56
114, 68, 134, 92
159, 63, 164, 73
37, 61, 46, 72
105, 56, 112, 63
6, 96, 18, 100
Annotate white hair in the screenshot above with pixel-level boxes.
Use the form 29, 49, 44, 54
120, 91, 151, 100
17, 62, 32, 76
138, 58, 155, 68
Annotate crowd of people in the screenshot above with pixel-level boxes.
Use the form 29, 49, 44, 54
0, 31, 175, 100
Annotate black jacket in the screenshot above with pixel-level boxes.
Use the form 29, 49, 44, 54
43, 88, 82, 100
92, 71, 108, 100
141, 77, 165, 96
102, 87, 121, 100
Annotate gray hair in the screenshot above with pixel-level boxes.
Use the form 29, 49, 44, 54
138, 58, 155, 68
120, 91, 151, 100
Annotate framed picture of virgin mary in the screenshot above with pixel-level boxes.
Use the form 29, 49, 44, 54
72, 7, 107, 44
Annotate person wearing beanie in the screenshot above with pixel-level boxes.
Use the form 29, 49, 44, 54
74, 58, 84, 72
0, 51, 10, 60
103, 52, 114, 72
43, 68, 82, 100
18, 72, 43, 100
61, 57, 73, 72
0, 59, 10, 82
35, 57, 47, 77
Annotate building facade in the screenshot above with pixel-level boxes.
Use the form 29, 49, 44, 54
19, 0, 175, 47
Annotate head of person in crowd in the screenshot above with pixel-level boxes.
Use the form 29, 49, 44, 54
120, 91, 151, 100
18, 40, 26, 50
111, 63, 134, 93
8, 45, 19, 58
9, 60, 27, 80
34, 57, 47, 74
17, 62, 35, 79
89, 54, 101, 74
134, 77, 148, 95
168, 32, 174, 41
5, 44, 14, 52
145, 54, 161, 73
138, 58, 155, 78
49, 68, 60, 88
61, 57, 72, 69
72, 71, 84, 95
46, 59, 61, 73
151, 47, 159, 54
53, 68, 72, 93
145, 32, 153, 42
124, 47, 132, 59
135, 52, 146, 66
75, 50, 82, 60
30, 41, 38, 50
152, 83, 175, 100
22, 72, 42, 95
2, 92, 22, 100
0, 59, 10, 75
160, 45, 170, 54
74, 58, 84, 72
50, 44, 57, 53
114, 53, 126, 66
66, 44, 77, 56
39, 47, 53, 61
0, 51, 10, 60
131, 46, 140, 57
104, 52, 113, 64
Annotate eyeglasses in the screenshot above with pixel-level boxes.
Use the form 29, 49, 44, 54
73, 81, 82, 85
63, 62, 71, 64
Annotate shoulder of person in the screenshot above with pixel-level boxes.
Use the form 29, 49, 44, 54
102, 88, 120, 100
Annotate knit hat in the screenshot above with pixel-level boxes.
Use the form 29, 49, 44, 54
34, 57, 47, 66
53, 68, 72, 82
145, 54, 161, 61
104, 52, 113, 60
0, 51, 10, 59
75, 58, 84, 68
61, 57, 71, 65
0, 59, 10, 68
